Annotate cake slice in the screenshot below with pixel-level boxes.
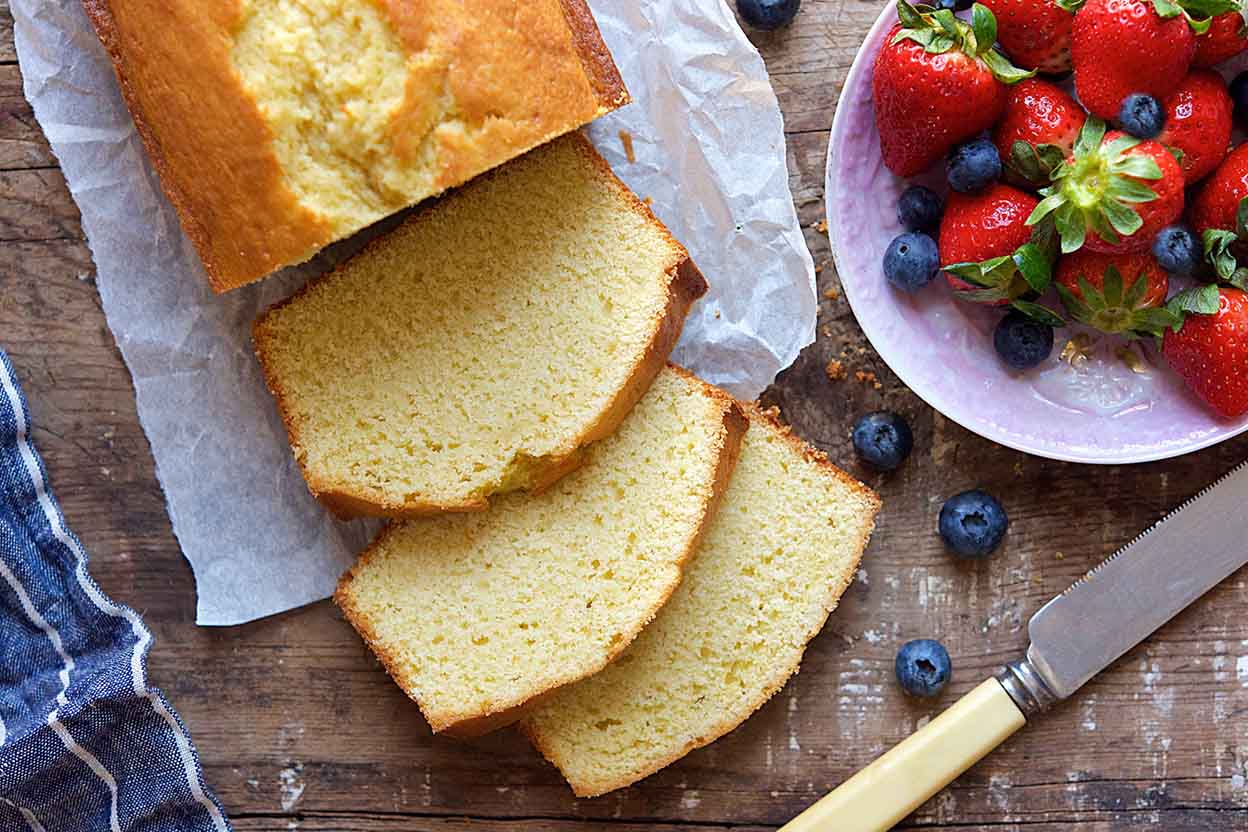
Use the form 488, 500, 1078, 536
254, 134, 706, 517
518, 408, 880, 796
83, 0, 628, 291
334, 366, 747, 737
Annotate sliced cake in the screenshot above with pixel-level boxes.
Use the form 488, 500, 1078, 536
334, 366, 747, 737
518, 407, 880, 796
254, 134, 706, 517
83, 0, 628, 291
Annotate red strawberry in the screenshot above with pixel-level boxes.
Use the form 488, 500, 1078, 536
1157, 70, 1233, 182
1163, 286, 1248, 418
940, 184, 1051, 305
980, 0, 1080, 72
1028, 118, 1185, 254
1193, 10, 1248, 66
992, 79, 1087, 184
1071, 0, 1197, 119
872, 3, 1032, 176
1190, 143, 1248, 235
1054, 250, 1175, 334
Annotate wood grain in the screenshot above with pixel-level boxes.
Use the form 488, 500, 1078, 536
3, 0, 1247, 829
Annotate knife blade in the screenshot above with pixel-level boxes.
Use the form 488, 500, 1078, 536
782, 459, 1248, 832
1010, 457, 1248, 707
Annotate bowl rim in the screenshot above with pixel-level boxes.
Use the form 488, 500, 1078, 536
824, 0, 1248, 464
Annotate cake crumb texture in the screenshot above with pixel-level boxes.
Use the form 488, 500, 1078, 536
519, 407, 880, 796
253, 135, 704, 516
82, 0, 628, 291
334, 367, 748, 736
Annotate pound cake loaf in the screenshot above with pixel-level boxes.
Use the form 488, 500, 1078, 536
254, 134, 706, 517
334, 367, 747, 737
519, 407, 880, 796
82, 0, 628, 292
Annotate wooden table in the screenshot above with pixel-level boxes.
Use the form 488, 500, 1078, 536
4, 2, 1248, 829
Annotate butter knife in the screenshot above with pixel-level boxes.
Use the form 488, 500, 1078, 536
781, 459, 1248, 832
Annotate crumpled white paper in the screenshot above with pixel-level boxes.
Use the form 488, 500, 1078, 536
11, 0, 816, 625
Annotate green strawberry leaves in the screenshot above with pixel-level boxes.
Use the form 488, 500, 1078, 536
1155, 0, 1239, 33
1200, 196, 1248, 290
1027, 118, 1162, 254
893, 2, 1034, 82
1053, 0, 1087, 10
1011, 300, 1066, 327
945, 241, 1064, 325
1165, 285, 1222, 331
1008, 141, 1067, 186
1055, 266, 1179, 337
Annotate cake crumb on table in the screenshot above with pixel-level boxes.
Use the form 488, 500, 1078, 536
855, 370, 882, 390
826, 360, 846, 382
823, 287, 840, 301
619, 130, 636, 164
814, 218, 828, 234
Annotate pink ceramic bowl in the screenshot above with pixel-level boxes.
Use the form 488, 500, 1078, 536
825, 2, 1248, 464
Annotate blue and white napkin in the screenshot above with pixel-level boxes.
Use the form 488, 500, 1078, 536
0, 351, 230, 831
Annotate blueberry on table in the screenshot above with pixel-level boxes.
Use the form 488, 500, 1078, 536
946, 139, 1001, 194
932, 0, 974, 9
883, 233, 939, 292
1152, 225, 1201, 276
897, 185, 944, 233
1118, 93, 1164, 139
993, 311, 1054, 370
939, 490, 1008, 558
1232, 72, 1248, 126
736, 0, 800, 30
895, 639, 952, 698
852, 411, 913, 471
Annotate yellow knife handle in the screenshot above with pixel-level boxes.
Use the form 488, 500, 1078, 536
781, 678, 1026, 832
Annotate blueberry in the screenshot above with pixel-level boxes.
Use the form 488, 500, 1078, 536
895, 639, 952, 698
1232, 72, 1248, 126
852, 411, 914, 471
736, 0, 800, 29
932, 0, 973, 9
993, 310, 1054, 370
883, 232, 940, 292
946, 139, 1001, 193
1118, 93, 1164, 139
1152, 225, 1201, 276
898, 185, 944, 233
939, 489, 1008, 558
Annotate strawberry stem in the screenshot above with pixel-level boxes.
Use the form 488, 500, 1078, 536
1026, 118, 1160, 254
893, 2, 1035, 83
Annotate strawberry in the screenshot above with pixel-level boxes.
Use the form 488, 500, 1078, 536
1193, 9, 1248, 66
979, 0, 1081, 73
992, 79, 1087, 185
1054, 250, 1177, 335
1028, 118, 1185, 254
1162, 286, 1248, 418
1190, 143, 1248, 235
872, 2, 1032, 176
1157, 70, 1233, 182
940, 184, 1063, 323
1070, 0, 1222, 120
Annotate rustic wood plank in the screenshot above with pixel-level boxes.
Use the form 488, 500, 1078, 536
0, 5, 14, 64
3, 0, 1248, 829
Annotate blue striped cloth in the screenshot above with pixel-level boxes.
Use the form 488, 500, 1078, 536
0, 351, 230, 832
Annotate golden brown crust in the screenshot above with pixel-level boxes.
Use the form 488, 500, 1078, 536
520, 407, 880, 797
82, 0, 627, 293
253, 133, 706, 518
333, 370, 747, 736
558, 0, 631, 111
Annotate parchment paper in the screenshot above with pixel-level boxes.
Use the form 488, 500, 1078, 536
11, 0, 817, 625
